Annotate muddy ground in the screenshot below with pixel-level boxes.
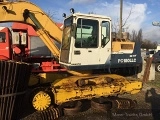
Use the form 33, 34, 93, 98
21, 72, 160, 120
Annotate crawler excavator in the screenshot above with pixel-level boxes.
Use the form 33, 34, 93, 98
0, 0, 142, 118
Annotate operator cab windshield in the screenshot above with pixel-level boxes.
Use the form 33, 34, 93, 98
75, 18, 98, 48
61, 17, 72, 50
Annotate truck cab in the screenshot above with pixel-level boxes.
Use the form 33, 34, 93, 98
0, 27, 12, 60
0, 25, 28, 61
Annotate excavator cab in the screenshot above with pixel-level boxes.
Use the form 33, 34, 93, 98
60, 13, 112, 70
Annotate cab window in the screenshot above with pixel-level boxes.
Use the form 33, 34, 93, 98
101, 21, 110, 47
75, 18, 98, 48
0, 32, 6, 43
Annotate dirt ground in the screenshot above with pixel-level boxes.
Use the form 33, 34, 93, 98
21, 72, 160, 120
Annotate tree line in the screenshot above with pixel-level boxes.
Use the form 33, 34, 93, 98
130, 29, 158, 49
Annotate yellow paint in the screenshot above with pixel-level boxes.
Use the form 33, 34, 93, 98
112, 41, 135, 52
38, 73, 68, 84
28, 73, 68, 86
67, 70, 92, 76
28, 74, 39, 86
51, 74, 142, 105
32, 91, 51, 111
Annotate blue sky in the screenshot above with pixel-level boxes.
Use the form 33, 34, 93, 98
18, 0, 160, 42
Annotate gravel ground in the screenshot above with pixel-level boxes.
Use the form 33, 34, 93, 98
21, 72, 160, 120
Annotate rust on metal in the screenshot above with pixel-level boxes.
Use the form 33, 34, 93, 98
143, 57, 153, 82
52, 74, 142, 105
108, 97, 137, 109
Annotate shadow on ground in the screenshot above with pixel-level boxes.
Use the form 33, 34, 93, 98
145, 88, 160, 120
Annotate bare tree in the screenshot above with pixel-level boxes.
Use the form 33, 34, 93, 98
112, 4, 133, 34
45, 10, 58, 21
137, 29, 142, 42
130, 30, 137, 41
122, 7, 133, 30
130, 29, 142, 43
141, 40, 158, 49
112, 18, 119, 33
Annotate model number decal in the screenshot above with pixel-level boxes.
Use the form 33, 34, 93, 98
118, 58, 136, 63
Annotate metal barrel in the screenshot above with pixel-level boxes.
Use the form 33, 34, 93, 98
0, 60, 32, 120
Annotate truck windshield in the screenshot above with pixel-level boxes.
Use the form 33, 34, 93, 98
0, 32, 6, 43
61, 17, 72, 50
75, 18, 98, 48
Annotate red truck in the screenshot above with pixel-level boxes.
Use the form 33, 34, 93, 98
0, 22, 66, 73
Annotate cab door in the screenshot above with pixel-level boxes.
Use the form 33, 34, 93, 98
99, 21, 111, 65
70, 18, 100, 66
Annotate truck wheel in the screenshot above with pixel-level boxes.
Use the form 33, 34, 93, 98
155, 63, 160, 72
63, 101, 82, 116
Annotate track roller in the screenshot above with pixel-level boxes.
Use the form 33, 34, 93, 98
91, 97, 112, 111
110, 97, 137, 109
62, 101, 82, 116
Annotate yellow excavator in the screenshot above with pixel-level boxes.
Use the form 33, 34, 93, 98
0, 0, 142, 117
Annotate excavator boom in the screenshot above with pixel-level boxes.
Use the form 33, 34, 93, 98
0, 1, 62, 58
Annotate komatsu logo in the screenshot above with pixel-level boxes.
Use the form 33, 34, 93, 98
118, 58, 136, 63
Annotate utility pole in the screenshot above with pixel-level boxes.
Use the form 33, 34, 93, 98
119, 0, 123, 38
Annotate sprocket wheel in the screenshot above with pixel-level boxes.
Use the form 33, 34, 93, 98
32, 91, 51, 111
